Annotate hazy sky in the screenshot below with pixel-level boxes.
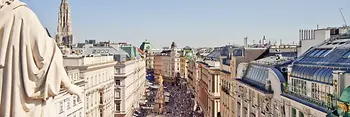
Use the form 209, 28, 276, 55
24, 0, 350, 48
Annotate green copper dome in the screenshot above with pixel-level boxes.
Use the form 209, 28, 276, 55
140, 39, 152, 53
340, 86, 350, 103
333, 86, 350, 116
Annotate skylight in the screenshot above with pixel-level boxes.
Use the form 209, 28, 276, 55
342, 50, 350, 58
308, 48, 332, 57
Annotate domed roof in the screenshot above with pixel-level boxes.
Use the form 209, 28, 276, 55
185, 52, 193, 59
340, 86, 350, 103
171, 42, 177, 49
336, 87, 350, 116
140, 39, 151, 51
183, 46, 191, 50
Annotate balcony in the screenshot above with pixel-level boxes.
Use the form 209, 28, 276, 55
283, 84, 337, 111
221, 86, 230, 95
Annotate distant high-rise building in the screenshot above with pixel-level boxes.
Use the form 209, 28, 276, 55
56, 0, 73, 48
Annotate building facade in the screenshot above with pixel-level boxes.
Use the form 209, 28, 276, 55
218, 43, 298, 117
114, 57, 146, 117
180, 56, 189, 79
234, 56, 293, 117
152, 42, 181, 82
154, 55, 163, 77
64, 55, 116, 117
54, 69, 84, 117
188, 59, 199, 92
282, 30, 350, 117
198, 61, 221, 117
170, 42, 181, 78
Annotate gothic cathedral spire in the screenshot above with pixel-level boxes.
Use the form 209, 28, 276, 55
56, 0, 73, 48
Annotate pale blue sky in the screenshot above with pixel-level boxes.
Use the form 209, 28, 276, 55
24, 0, 350, 48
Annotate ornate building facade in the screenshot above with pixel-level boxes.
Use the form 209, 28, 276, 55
282, 30, 350, 117
54, 69, 84, 117
234, 56, 294, 117
64, 55, 116, 117
153, 42, 181, 82
114, 49, 146, 117
220, 47, 267, 117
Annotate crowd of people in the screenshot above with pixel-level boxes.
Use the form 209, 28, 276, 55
137, 78, 203, 117
161, 79, 203, 117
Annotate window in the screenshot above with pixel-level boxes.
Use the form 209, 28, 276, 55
115, 90, 120, 99
87, 77, 89, 87
86, 94, 89, 109
59, 101, 64, 114
65, 98, 70, 109
116, 80, 120, 85
73, 96, 77, 106
115, 68, 120, 74
292, 108, 296, 117
299, 111, 304, 117
116, 101, 121, 112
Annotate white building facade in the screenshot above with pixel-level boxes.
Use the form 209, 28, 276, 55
114, 58, 147, 117
64, 55, 116, 117
54, 69, 84, 117
234, 56, 293, 117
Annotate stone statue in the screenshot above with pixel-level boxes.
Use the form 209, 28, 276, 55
0, 0, 82, 117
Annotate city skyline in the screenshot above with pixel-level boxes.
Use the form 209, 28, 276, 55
26, 0, 350, 48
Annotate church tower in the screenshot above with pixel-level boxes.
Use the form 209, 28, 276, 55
56, 0, 73, 48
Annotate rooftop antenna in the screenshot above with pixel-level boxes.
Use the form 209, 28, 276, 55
339, 8, 348, 28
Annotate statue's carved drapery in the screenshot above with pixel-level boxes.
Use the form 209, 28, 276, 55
0, 1, 81, 117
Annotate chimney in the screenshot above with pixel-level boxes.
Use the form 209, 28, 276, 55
244, 37, 248, 48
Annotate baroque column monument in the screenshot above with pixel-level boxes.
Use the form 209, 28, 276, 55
0, 0, 82, 117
